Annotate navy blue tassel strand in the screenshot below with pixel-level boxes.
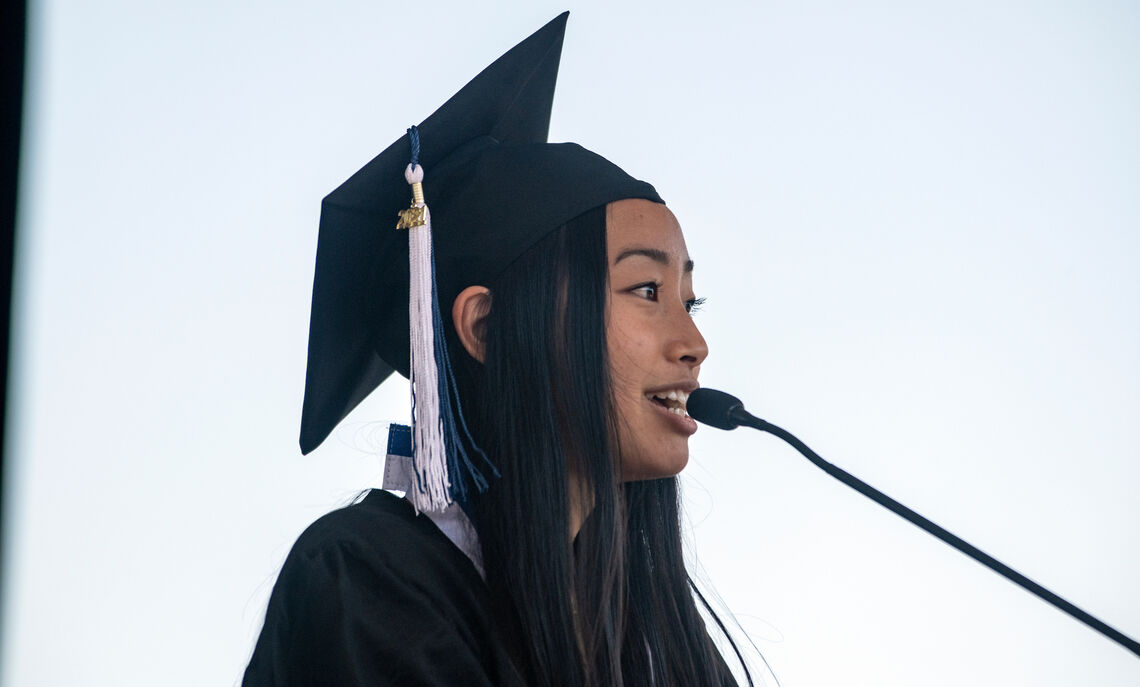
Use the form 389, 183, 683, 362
430, 247, 498, 504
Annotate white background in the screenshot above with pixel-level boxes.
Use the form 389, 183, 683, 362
3, 1, 1138, 685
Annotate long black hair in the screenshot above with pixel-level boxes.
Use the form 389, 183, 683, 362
451, 204, 751, 686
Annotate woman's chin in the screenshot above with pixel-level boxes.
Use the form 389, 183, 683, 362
620, 449, 689, 482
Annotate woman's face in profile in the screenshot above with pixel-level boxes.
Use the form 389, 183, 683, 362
606, 199, 708, 481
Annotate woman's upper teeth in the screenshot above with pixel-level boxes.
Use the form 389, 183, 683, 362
647, 389, 689, 407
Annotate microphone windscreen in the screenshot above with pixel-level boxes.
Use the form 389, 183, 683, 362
687, 388, 745, 430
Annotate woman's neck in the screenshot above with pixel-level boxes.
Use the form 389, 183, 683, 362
568, 474, 594, 540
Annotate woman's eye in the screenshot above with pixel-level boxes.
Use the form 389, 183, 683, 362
632, 283, 659, 300
685, 296, 707, 314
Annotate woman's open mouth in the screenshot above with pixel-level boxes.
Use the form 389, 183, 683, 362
645, 389, 690, 416
644, 388, 698, 435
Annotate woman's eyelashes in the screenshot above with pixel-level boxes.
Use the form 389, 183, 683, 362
628, 282, 706, 315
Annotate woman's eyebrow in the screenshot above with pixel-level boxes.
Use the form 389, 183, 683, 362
614, 247, 695, 272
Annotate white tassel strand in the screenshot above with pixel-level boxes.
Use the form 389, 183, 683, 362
404, 162, 451, 512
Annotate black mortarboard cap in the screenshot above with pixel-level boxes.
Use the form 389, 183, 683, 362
300, 12, 662, 454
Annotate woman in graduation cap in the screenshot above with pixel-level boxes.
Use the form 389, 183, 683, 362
244, 13, 752, 687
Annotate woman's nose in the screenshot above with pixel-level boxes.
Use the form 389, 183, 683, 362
669, 310, 708, 367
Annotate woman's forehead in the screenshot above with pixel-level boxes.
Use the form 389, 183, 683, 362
606, 199, 690, 266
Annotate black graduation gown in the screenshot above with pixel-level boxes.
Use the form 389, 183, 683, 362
243, 490, 526, 686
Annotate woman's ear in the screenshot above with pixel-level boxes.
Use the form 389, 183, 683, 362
452, 285, 492, 362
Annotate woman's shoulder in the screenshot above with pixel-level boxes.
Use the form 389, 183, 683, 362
288, 489, 464, 568
244, 490, 521, 687
259, 491, 476, 618
277, 489, 487, 609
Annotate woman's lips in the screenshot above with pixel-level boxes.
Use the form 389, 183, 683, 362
647, 395, 698, 435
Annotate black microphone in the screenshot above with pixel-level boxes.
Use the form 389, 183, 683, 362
687, 387, 1140, 659
688, 388, 761, 430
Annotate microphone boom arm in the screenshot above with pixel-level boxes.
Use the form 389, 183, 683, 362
727, 405, 1140, 659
